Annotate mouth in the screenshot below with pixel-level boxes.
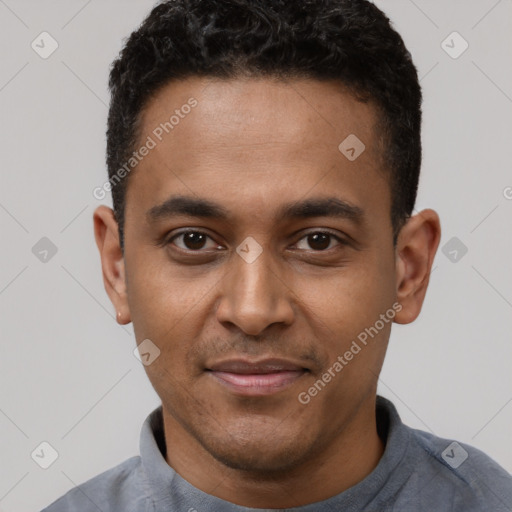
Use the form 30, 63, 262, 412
206, 358, 309, 397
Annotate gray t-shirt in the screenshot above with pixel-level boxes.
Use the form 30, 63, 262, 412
41, 396, 512, 511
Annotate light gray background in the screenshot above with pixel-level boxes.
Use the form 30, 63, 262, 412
0, 1, 511, 511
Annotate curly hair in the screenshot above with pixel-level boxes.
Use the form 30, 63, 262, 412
106, 0, 422, 250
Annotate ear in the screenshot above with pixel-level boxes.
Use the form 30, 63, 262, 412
394, 208, 441, 324
93, 205, 131, 325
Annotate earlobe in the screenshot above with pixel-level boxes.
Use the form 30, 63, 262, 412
93, 206, 132, 325
393, 209, 441, 325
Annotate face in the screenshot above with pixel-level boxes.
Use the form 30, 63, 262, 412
95, 76, 439, 474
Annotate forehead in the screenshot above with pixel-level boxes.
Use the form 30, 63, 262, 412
125, 76, 390, 230
141, 76, 380, 156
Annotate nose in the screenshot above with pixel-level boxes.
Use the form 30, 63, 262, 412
215, 248, 295, 336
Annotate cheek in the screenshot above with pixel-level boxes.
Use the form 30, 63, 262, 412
299, 276, 393, 405
295, 264, 387, 327
126, 251, 219, 344
292, 257, 395, 360
127, 267, 214, 392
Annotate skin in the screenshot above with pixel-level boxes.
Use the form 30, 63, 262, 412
94, 76, 441, 508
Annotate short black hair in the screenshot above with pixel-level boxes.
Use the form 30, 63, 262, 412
107, 0, 422, 251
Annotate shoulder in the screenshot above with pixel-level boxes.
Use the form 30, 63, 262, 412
407, 426, 512, 511
40, 456, 149, 512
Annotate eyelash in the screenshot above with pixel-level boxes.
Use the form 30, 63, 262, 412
165, 229, 347, 253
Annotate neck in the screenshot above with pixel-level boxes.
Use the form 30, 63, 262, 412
163, 396, 384, 508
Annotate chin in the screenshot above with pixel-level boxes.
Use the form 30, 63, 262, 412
209, 441, 307, 474
194, 421, 318, 475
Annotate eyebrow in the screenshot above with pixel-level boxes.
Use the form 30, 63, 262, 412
146, 194, 365, 225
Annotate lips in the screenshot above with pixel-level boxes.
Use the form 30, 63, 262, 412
206, 358, 307, 396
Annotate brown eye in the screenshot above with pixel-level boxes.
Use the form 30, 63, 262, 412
295, 231, 343, 251
307, 233, 330, 250
182, 232, 207, 250
169, 231, 219, 251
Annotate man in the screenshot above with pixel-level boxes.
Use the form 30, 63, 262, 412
43, 0, 512, 510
